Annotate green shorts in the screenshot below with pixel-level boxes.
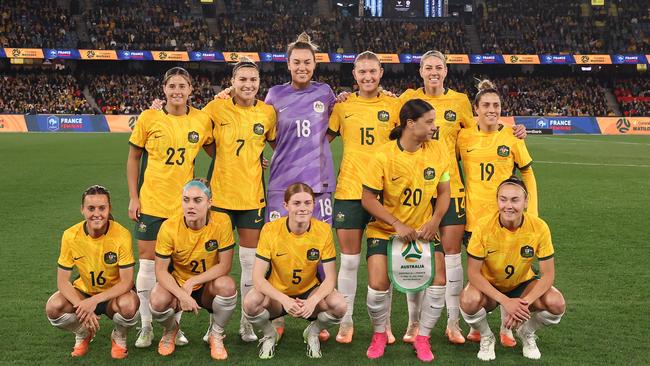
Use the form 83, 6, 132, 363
211, 207, 265, 230
366, 238, 445, 258
333, 199, 372, 229
440, 196, 467, 227
135, 213, 166, 241
503, 275, 540, 298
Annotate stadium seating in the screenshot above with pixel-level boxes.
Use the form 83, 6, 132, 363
614, 77, 650, 117
0, 0, 78, 48
0, 72, 92, 114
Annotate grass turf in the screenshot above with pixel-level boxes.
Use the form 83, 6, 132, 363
0, 133, 648, 365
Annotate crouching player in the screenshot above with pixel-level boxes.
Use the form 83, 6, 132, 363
243, 183, 346, 359
150, 178, 236, 359
46, 185, 139, 359
460, 177, 565, 361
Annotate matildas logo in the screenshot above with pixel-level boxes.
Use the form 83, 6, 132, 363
307, 248, 320, 261
424, 167, 436, 180
377, 110, 390, 122
12, 49, 21, 57
253, 123, 265, 135
205, 240, 219, 252
520, 245, 534, 258
188, 131, 200, 143
138, 222, 147, 233
401, 241, 423, 263
510, 55, 519, 63
444, 110, 457, 122
269, 211, 281, 221
497, 145, 510, 157
104, 251, 118, 264
86, 50, 95, 59
313, 101, 325, 113
335, 212, 345, 223
159, 51, 168, 60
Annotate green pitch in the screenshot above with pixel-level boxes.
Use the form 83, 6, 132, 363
0, 133, 648, 365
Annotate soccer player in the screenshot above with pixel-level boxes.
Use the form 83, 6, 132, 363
127, 66, 214, 348
149, 178, 236, 359
327, 51, 400, 344
457, 78, 538, 235
460, 177, 565, 361
46, 185, 138, 359
243, 183, 346, 359
202, 57, 277, 342
398, 51, 526, 345
362, 99, 451, 362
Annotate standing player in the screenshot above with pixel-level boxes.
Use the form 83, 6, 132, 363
398, 51, 526, 345
243, 183, 346, 359
202, 57, 277, 342
46, 185, 139, 359
127, 67, 215, 348
327, 51, 400, 344
460, 177, 565, 361
457, 79, 538, 235
263, 32, 337, 339
362, 99, 450, 362
149, 178, 237, 359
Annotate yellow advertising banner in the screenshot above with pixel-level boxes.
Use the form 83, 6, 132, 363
4, 48, 44, 59
79, 49, 118, 60
0, 115, 28, 132
151, 51, 190, 61
503, 55, 541, 64
316, 53, 330, 63
221, 52, 261, 62
376, 54, 400, 63
446, 54, 470, 64
574, 54, 612, 64
597, 117, 650, 135
106, 115, 138, 132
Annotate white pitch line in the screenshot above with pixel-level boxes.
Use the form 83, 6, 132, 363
535, 136, 650, 146
536, 160, 650, 168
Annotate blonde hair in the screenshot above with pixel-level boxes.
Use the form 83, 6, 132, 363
232, 56, 259, 77
354, 51, 381, 67
287, 32, 319, 60
420, 50, 447, 68
473, 78, 500, 106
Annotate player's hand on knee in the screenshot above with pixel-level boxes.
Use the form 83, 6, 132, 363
502, 298, 530, 322
150, 98, 165, 110
296, 298, 317, 319
75, 297, 98, 321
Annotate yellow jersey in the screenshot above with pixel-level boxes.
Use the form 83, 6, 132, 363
58, 220, 135, 296
399, 88, 475, 198
329, 93, 400, 200
467, 212, 554, 293
363, 139, 450, 240
256, 217, 336, 296
203, 98, 277, 210
155, 211, 235, 290
129, 107, 214, 218
457, 125, 533, 232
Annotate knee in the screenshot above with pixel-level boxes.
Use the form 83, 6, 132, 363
116, 292, 139, 318
149, 288, 170, 312
460, 288, 482, 314
330, 294, 348, 318
45, 293, 66, 318
242, 291, 263, 315
544, 289, 566, 315
212, 276, 237, 297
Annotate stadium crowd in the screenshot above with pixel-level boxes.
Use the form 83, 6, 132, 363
476, 0, 650, 54
614, 77, 650, 117
0, 72, 92, 114
0, 0, 78, 48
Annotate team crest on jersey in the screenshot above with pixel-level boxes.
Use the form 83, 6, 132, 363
444, 110, 457, 122
377, 110, 390, 122
307, 248, 320, 261
269, 211, 281, 221
104, 251, 118, 265
370, 238, 380, 248
138, 222, 147, 233
313, 101, 325, 113
253, 123, 265, 135
205, 239, 219, 252
424, 167, 436, 180
497, 145, 511, 157
188, 131, 200, 143
520, 245, 534, 258
335, 212, 345, 223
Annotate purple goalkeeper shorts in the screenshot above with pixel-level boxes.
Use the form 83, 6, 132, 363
266, 191, 333, 225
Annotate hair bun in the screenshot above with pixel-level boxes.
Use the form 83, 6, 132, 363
296, 32, 311, 43
477, 79, 497, 92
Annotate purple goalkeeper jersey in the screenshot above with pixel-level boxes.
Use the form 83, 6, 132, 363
265, 82, 336, 193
